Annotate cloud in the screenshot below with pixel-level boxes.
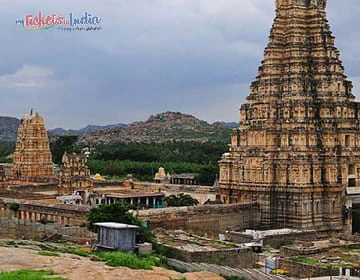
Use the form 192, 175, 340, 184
0, 1, 359, 128
0, 65, 54, 89
349, 76, 360, 101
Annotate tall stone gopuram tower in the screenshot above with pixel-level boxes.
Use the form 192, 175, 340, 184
219, 0, 359, 232
12, 112, 55, 182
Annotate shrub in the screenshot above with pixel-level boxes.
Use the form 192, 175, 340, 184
6, 241, 16, 246
68, 249, 90, 257
97, 252, 161, 270
165, 194, 199, 207
9, 203, 20, 212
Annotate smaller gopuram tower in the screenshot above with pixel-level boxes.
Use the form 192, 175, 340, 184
12, 111, 55, 182
58, 152, 93, 202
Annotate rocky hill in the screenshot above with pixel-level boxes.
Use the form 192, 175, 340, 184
0, 117, 20, 141
48, 123, 128, 136
0, 112, 236, 143
79, 112, 234, 144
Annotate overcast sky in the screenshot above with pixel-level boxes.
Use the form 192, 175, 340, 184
0, 0, 359, 129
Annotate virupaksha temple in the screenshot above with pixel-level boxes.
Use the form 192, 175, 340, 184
219, 0, 360, 234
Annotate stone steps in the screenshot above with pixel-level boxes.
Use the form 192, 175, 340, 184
166, 258, 296, 280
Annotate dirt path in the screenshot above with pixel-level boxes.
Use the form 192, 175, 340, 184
0, 246, 224, 280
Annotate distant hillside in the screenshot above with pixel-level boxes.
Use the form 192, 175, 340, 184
0, 117, 20, 141
79, 111, 233, 144
49, 123, 128, 136
212, 121, 238, 128
0, 113, 235, 143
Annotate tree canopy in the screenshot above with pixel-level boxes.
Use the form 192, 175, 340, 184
50, 135, 80, 164
87, 202, 152, 242
165, 193, 199, 207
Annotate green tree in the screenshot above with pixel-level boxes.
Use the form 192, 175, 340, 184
165, 193, 199, 207
50, 135, 80, 164
196, 165, 218, 186
0, 141, 15, 163
87, 202, 152, 242
9, 202, 20, 212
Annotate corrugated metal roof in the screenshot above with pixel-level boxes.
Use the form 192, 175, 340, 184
94, 222, 139, 229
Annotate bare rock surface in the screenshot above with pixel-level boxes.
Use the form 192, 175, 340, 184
0, 246, 224, 280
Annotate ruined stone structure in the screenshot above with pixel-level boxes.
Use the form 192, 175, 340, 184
136, 203, 260, 236
12, 112, 55, 182
58, 152, 93, 202
219, 0, 359, 232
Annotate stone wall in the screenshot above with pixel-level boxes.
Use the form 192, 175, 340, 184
0, 197, 94, 240
280, 260, 338, 278
136, 203, 260, 236
0, 217, 95, 240
157, 243, 257, 268
0, 198, 90, 227
228, 230, 317, 248
9, 183, 58, 193
0, 197, 260, 241
280, 242, 360, 258
93, 180, 124, 187
187, 248, 258, 268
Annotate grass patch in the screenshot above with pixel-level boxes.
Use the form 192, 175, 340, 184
0, 270, 66, 280
340, 247, 360, 254
37, 244, 166, 271
97, 252, 162, 270
289, 256, 318, 265
38, 251, 60, 257
67, 249, 90, 257
223, 276, 246, 280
